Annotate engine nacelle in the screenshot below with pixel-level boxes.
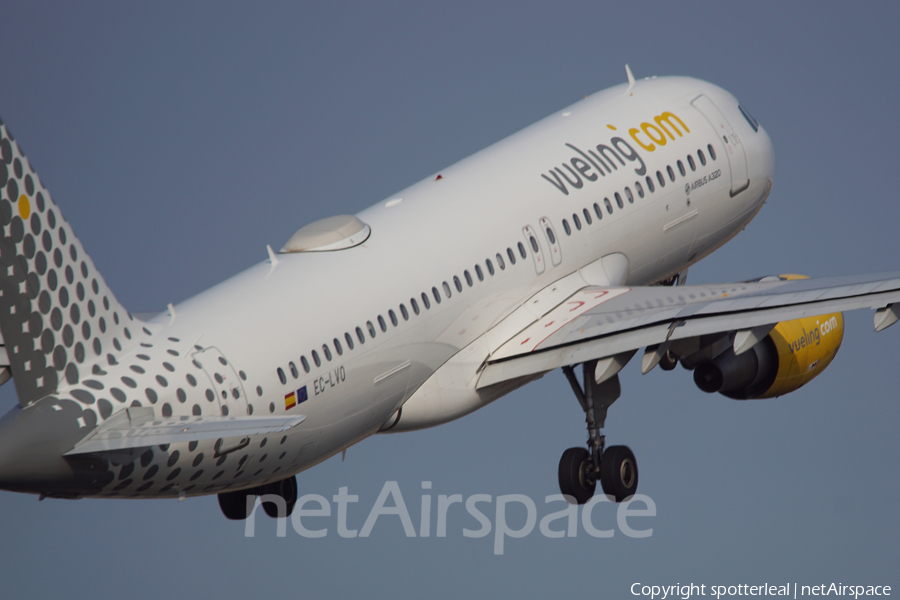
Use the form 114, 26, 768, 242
693, 312, 844, 399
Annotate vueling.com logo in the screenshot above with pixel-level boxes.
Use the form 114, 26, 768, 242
541, 110, 690, 196
627, 111, 690, 152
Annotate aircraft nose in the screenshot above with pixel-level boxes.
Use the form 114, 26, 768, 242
0, 396, 103, 497
755, 124, 776, 183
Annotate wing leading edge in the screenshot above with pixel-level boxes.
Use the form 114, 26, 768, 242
477, 271, 900, 388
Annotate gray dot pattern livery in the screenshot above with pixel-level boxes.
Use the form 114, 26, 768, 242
0, 120, 147, 406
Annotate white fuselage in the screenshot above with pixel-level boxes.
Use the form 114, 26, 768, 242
1, 76, 776, 498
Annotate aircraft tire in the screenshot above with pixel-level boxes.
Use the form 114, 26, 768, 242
261, 475, 299, 518
218, 490, 253, 520
599, 445, 638, 502
558, 447, 596, 505
659, 350, 678, 371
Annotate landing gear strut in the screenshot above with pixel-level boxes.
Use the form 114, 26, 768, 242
558, 361, 638, 504
217, 474, 299, 520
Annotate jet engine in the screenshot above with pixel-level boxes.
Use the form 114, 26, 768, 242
691, 312, 844, 400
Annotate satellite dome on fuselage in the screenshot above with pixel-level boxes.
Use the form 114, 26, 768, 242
280, 214, 371, 252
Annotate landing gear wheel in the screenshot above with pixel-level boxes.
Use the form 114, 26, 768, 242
599, 445, 638, 502
558, 447, 596, 505
218, 489, 254, 520
659, 350, 678, 371
260, 475, 299, 518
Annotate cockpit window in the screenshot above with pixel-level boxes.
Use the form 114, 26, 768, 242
738, 105, 759, 132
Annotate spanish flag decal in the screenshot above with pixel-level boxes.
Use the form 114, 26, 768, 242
285, 386, 308, 410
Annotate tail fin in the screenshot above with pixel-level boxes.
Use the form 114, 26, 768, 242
0, 118, 144, 406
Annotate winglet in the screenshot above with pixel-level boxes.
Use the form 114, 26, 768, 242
624, 64, 636, 96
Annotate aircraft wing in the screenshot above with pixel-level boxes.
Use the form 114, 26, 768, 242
64, 407, 306, 456
476, 271, 900, 388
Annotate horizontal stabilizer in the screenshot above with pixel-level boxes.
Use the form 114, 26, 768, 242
64, 407, 306, 455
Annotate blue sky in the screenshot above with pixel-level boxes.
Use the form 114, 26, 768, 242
1, 2, 898, 597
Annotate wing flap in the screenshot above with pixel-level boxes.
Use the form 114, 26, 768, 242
64, 407, 306, 455
477, 271, 900, 388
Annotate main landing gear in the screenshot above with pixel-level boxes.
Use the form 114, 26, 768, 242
558, 361, 638, 504
218, 475, 299, 520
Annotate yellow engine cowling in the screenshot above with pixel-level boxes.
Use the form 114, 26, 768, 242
692, 275, 844, 399
759, 312, 844, 398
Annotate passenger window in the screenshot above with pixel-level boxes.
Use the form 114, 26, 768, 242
367, 321, 376, 338
657, 170, 666, 187
563, 219, 571, 235
604, 198, 613, 214
593, 202, 603, 219
454, 276, 463, 292
707, 144, 716, 161
378, 315, 387, 332
323, 344, 332, 361
646, 175, 655, 193
667, 166, 675, 182
389, 309, 398, 326
334, 338, 343, 355
475, 264, 484, 281
496, 253, 506, 270
529, 236, 539, 253
698, 149, 706, 166
421, 292, 431, 309
345, 332, 354, 350
518, 242, 527, 258
508, 247, 517, 264
464, 271, 473, 287
573, 214, 581, 230
625, 187, 633, 204
289, 362, 298, 378
583, 208, 592, 225
614, 192, 623, 208
687, 155, 695, 171
356, 327, 365, 344
486, 259, 494, 275
301, 356, 310, 372
677, 160, 685, 176
443, 281, 452, 298
635, 181, 644, 198
400, 304, 409, 320
410, 298, 419, 315
433, 286, 442, 303
312, 350, 321, 367
277, 367, 286, 384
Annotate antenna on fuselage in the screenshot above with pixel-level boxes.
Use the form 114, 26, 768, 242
624, 64, 635, 96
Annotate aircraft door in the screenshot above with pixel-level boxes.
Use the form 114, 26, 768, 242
539, 217, 562, 267
522, 224, 546, 275
691, 94, 749, 197
192, 347, 249, 416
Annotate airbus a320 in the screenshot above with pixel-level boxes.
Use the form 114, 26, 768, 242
1, 67, 898, 519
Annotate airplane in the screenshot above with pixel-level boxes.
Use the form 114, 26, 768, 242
1, 66, 899, 520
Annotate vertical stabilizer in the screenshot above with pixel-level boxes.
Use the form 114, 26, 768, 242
0, 119, 144, 406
